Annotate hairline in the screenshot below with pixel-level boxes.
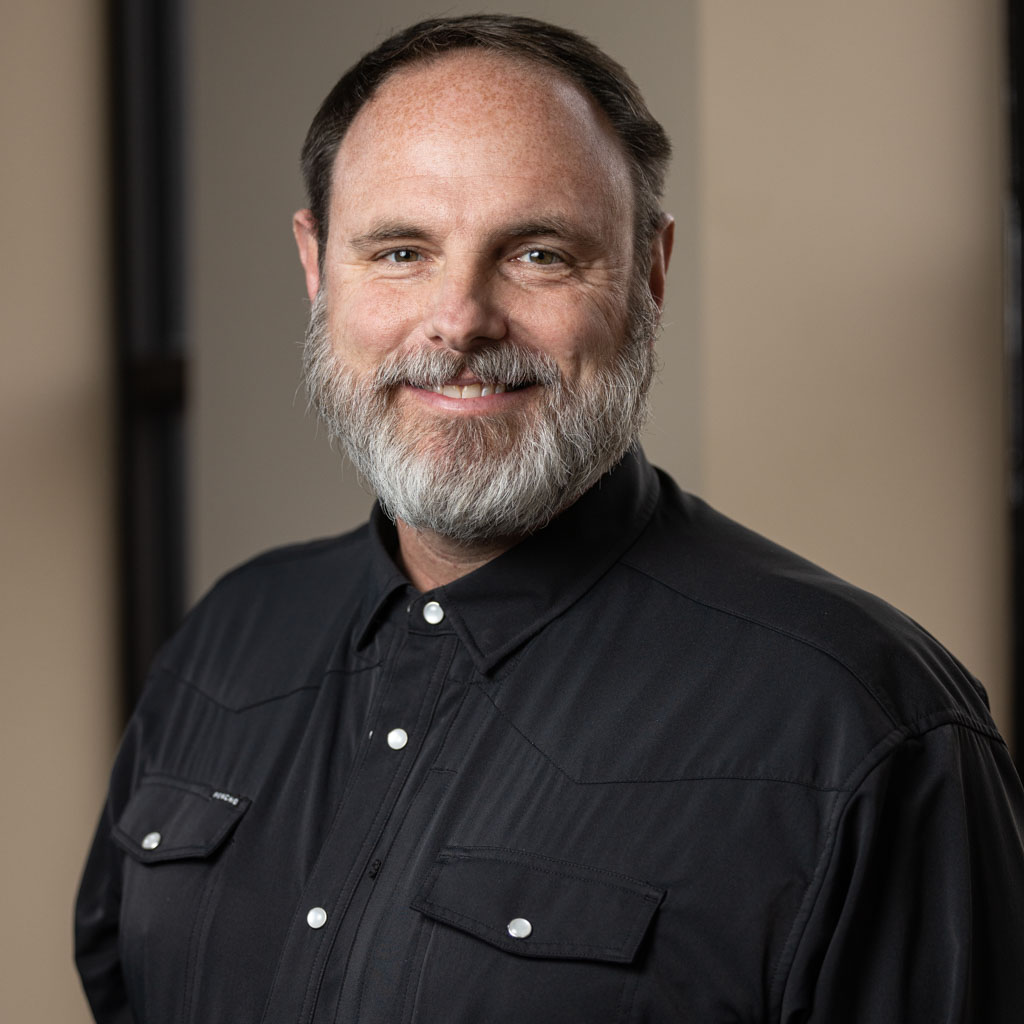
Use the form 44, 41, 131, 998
311, 45, 663, 276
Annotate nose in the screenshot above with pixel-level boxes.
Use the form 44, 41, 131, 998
425, 261, 507, 351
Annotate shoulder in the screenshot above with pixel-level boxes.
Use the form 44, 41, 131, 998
201, 526, 373, 605
611, 468, 1001, 781
147, 524, 375, 709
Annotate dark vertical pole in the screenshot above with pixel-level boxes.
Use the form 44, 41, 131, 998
109, 0, 187, 718
1008, 0, 1024, 760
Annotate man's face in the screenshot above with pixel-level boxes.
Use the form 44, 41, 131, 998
296, 51, 667, 541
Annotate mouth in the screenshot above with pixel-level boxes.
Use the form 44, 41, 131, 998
415, 381, 531, 400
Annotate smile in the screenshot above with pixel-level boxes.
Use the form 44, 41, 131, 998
419, 382, 516, 399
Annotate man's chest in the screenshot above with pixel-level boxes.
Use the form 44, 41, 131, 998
115, 623, 835, 1024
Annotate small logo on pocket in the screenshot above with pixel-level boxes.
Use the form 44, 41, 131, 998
211, 790, 240, 806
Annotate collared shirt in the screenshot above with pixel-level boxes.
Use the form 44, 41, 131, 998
76, 450, 1024, 1023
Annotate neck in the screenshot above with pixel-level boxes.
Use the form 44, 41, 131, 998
395, 520, 520, 591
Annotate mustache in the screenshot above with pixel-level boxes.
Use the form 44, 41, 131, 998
368, 344, 564, 392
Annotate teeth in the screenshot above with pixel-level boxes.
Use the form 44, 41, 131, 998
430, 382, 510, 399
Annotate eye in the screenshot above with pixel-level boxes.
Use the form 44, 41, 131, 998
381, 248, 422, 263
517, 249, 564, 266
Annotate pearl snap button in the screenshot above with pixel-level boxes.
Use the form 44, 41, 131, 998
422, 601, 444, 625
387, 728, 408, 750
307, 907, 327, 929
507, 917, 532, 939
141, 831, 161, 851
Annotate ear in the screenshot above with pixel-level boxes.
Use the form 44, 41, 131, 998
647, 215, 675, 311
292, 209, 321, 302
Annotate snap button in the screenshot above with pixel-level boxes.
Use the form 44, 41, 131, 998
507, 917, 532, 939
306, 907, 327, 929
422, 601, 444, 625
387, 728, 408, 750
140, 831, 161, 851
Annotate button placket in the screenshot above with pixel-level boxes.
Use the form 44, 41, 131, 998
262, 629, 458, 1024
383, 601, 443, 756
324, 631, 458, 1022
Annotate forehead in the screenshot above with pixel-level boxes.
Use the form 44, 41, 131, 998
328, 50, 633, 234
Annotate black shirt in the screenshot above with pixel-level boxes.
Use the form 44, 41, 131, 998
76, 450, 1024, 1022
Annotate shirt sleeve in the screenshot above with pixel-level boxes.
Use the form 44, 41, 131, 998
779, 721, 1024, 1023
75, 718, 141, 1024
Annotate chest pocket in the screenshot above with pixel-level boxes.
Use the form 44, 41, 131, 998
408, 845, 664, 1024
113, 774, 249, 862
113, 775, 249, 1024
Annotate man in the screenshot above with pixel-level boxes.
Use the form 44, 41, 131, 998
76, 15, 1024, 1023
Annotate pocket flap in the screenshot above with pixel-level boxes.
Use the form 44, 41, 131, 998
112, 774, 250, 864
411, 845, 664, 963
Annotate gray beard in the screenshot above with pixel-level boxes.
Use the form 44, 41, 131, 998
303, 289, 658, 544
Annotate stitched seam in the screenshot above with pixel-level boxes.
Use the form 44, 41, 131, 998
433, 685, 499, 773
833, 712, 1005, 793
477, 686, 850, 790
768, 748, 891, 1020
401, 919, 436, 1024
617, 964, 642, 1024
439, 845, 660, 894
135, 773, 251, 801
183, 863, 220, 1022
353, 771, 456, 1024
132, 774, 210, 797
149, 670, 326, 713
953, 732, 974, 1022
768, 719, 1001, 1021
620, 557, 903, 726
322, 662, 383, 675
116, 841, 219, 860
148, 660, 384, 714
898, 709, 1004, 746
480, 642, 529, 682
414, 900, 630, 956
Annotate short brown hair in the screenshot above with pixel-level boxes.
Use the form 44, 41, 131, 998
300, 14, 671, 261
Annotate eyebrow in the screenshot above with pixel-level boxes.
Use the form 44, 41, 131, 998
501, 217, 604, 250
346, 223, 434, 251
345, 216, 604, 253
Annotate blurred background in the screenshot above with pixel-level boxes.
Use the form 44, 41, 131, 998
2, 1, 1019, 1019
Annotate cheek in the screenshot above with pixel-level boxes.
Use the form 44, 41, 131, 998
327, 283, 421, 369
514, 293, 626, 376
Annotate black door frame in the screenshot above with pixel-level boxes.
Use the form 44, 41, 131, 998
109, 0, 187, 718
1008, 0, 1024, 759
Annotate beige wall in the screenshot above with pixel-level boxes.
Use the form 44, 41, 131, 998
1, 2, 118, 1022
698, 1, 1010, 733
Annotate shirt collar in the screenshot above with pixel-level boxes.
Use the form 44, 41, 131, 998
356, 448, 661, 674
